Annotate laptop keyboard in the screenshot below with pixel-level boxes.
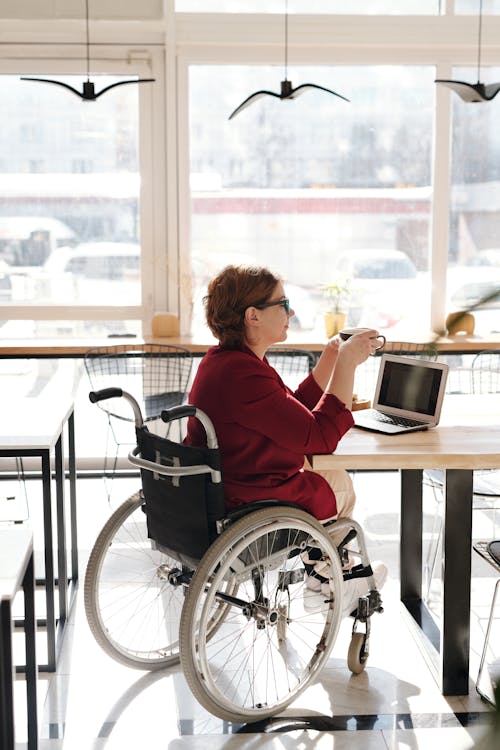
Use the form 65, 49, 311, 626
371, 412, 425, 428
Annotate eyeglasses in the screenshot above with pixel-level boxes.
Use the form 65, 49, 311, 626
254, 298, 291, 315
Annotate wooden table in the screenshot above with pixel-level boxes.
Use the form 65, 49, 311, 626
0, 333, 499, 357
311, 395, 500, 696
0, 398, 78, 671
0, 528, 37, 750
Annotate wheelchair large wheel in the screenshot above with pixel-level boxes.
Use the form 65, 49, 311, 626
84, 490, 185, 670
179, 506, 344, 723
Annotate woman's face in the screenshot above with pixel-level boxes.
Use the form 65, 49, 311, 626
257, 282, 295, 345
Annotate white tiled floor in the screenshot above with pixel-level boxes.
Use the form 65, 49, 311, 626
7, 470, 500, 749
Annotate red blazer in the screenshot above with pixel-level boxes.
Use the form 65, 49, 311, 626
184, 345, 354, 520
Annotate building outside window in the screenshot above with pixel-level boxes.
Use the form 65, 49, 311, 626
0, 74, 143, 339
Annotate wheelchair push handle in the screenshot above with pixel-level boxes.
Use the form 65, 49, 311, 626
89, 389, 218, 447
89, 387, 123, 403
161, 405, 196, 421
162, 405, 218, 450
89, 388, 143, 426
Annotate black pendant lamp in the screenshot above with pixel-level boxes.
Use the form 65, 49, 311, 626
21, 0, 155, 101
435, 0, 500, 102
228, 0, 349, 120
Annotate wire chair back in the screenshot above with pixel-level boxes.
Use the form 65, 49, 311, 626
84, 343, 193, 423
472, 350, 500, 394
266, 348, 315, 390
387, 341, 438, 359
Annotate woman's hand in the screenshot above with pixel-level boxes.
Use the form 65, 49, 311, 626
339, 328, 380, 366
324, 336, 341, 360
312, 337, 341, 391
327, 329, 380, 406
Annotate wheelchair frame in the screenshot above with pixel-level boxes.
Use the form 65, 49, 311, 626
84, 387, 383, 723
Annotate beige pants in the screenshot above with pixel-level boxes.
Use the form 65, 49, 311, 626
304, 459, 356, 546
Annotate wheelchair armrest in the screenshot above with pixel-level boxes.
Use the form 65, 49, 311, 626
128, 446, 222, 483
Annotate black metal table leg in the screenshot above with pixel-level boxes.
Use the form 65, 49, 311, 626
68, 410, 79, 584
23, 551, 38, 749
400, 467, 474, 695
0, 531, 38, 750
400, 469, 423, 603
41, 448, 56, 671
0, 598, 15, 750
55, 432, 68, 628
441, 468, 473, 695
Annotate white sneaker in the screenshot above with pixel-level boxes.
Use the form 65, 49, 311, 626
303, 574, 327, 611
340, 561, 388, 618
304, 562, 387, 617
302, 587, 329, 612
304, 574, 323, 593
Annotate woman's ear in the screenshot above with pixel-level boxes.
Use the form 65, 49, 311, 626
244, 306, 260, 327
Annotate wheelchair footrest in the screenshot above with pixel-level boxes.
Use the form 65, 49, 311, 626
343, 563, 373, 581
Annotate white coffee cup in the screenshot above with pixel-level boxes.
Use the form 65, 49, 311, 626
339, 327, 386, 353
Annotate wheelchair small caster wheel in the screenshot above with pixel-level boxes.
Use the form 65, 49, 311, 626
347, 632, 368, 674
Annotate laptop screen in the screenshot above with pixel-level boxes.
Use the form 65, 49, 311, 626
378, 358, 444, 416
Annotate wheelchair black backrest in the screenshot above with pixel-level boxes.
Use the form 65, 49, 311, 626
136, 425, 225, 568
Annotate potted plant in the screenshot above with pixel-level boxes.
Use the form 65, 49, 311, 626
321, 278, 352, 337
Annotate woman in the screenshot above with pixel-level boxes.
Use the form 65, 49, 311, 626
185, 264, 386, 611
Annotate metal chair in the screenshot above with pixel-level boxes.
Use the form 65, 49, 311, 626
469, 350, 500, 530
84, 343, 193, 497
472, 350, 500, 393
473, 539, 500, 706
425, 350, 500, 599
388, 341, 438, 358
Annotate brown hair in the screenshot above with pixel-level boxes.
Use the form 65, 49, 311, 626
204, 265, 280, 347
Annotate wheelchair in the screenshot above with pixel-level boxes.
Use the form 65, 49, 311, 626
84, 387, 384, 723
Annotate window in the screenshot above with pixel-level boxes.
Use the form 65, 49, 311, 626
447, 65, 500, 335
0, 74, 143, 338
188, 64, 434, 339
2, 9, 500, 345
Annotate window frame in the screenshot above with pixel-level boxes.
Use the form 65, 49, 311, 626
175, 11, 500, 336
0, 37, 166, 335
2, 9, 500, 338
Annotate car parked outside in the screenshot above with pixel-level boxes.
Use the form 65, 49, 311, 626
469, 249, 500, 267
0, 216, 77, 266
0, 259, 12, 301
38, 242, 141, 304
447, 264, 500, 334
335, 248, 421, 330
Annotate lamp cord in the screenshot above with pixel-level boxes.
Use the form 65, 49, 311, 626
284, 0, 288, 80
477, 0, 483, 82
86, 0, 90, 81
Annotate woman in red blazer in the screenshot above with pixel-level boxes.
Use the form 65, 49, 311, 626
186, 264, 379, 519
185, 264, 386, 608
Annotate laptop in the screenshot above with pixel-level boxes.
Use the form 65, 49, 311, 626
353, 354, 449, 434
